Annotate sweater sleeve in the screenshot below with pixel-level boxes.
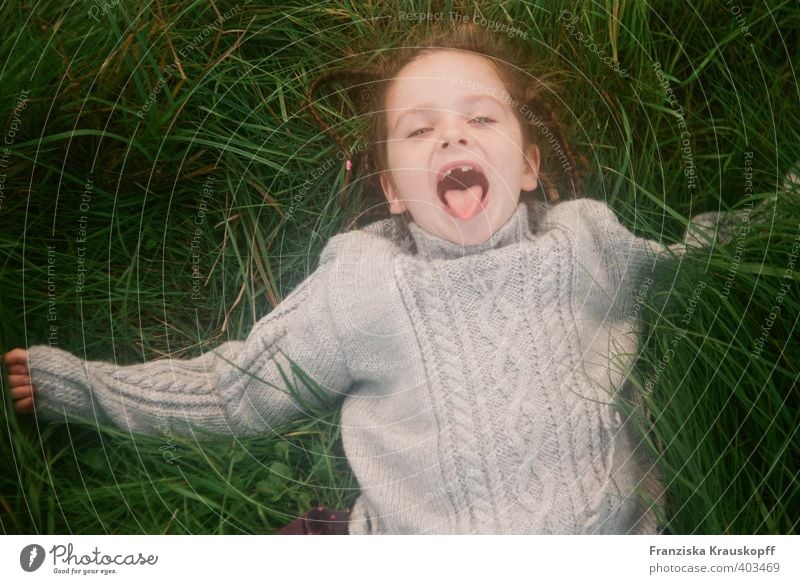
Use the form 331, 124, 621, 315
567, 198, 752, 316
26, 245, 352, 439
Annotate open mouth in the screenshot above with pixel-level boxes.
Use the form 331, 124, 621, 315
436, 164, 490, 221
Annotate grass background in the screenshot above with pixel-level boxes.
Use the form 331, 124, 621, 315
0, 0, 798, 534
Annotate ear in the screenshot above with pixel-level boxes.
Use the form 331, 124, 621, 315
521, 144, 540, 192
380, 172, 407, 214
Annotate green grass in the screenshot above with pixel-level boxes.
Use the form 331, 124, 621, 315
1, 0, 798, 534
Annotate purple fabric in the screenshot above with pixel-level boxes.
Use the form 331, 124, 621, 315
277, 507, 350, 535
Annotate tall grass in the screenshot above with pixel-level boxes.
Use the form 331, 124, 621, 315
1, 0, 798, 534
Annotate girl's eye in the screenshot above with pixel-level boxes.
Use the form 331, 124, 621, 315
406, 117, 495, 138
470, 116, 496, 125
408, 127, 431, 138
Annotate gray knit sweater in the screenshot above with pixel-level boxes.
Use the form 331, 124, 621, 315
26, 196, 728, 534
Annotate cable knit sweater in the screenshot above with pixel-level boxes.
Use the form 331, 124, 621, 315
26, 195, 730, 535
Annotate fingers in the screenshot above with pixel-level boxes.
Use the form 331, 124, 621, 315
10, 384, 35, 400
4, 347, 28, 363
10, 383, 36, 414
4, 348, 29, 372
8, 374, 31, 388
6, 362, 29, 375
14, 396, 34, 413
4, 349, 36, 414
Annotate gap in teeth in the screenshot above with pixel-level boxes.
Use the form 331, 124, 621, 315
445, 165, 474, 175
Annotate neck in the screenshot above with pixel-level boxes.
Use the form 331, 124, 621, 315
408, 202, 533, 261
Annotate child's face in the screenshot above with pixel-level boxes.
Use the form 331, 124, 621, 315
380, 50, 540, 246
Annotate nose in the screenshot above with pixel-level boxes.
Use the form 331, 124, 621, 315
440, 120, 468, 149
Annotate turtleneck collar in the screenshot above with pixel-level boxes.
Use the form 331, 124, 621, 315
407, 202, 532, 261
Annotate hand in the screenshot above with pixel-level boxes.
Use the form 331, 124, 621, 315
4, 348, 36, 413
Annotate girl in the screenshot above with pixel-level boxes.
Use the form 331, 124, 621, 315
3, 23, 759, 535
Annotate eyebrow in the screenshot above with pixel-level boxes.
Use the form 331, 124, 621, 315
392, 94, 507, 132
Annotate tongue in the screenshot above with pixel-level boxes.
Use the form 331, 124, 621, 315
443, 185, 485, 221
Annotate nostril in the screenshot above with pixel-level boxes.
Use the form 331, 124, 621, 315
441, 138, 467, 148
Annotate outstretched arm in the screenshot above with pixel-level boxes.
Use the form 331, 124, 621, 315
557, 196, 772, 317
13, 249, 352, 439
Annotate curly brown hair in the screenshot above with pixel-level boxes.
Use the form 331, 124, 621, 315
307, 21, 585, 232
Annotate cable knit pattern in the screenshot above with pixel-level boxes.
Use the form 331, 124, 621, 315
25, 194, 735, 534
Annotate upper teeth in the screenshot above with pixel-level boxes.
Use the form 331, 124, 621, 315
445, 165, 474, 175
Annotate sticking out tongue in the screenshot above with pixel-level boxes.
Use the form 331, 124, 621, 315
443, 185, 485, 221
438, 166, 489, 221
